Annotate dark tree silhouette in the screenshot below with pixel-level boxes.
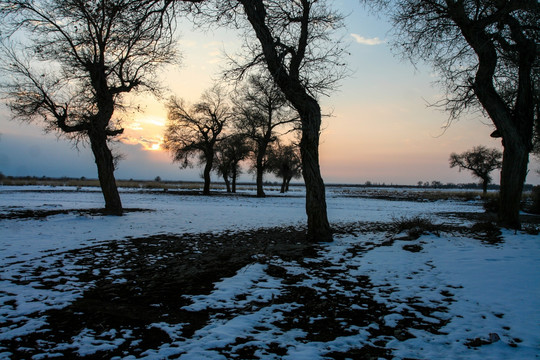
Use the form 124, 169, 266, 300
375, 0, 539, 229
0, 0, 179, 215
163, 86, 231, 195
449, 146, 503, 195
214, 133, 251, 193
234, 75, 297, 197
191, 0, 348, 241
267, 141, 302, 194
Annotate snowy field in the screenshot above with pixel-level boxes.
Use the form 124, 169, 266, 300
0, 185, 539, 359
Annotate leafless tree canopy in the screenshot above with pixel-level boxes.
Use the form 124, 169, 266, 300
449, 145, 502, 193
190, 0, 349, 98
385, 0, 539, 122
164, 85, 232, 194
213, 133, 251, 193
232, 74, 298, 197
0, 0, 179, 139
267, 140, 302, 193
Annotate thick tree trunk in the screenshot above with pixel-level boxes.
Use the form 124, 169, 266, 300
203, 152, 213, 195
299, 101, 332, 242
89, 131, 122, 215
280, 177, 286, 193
237, 0, 332, 241
457, 12, 535, 230
498, 143, 529, 229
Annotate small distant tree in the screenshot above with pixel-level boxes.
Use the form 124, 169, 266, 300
214, 133, 251, 193
450, 146, 503, 195
163, 86, 231, 195
267, 141, 302, 193
234, 74, 297, 197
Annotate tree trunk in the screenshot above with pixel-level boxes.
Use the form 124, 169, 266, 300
89, 130, 122, 215
255, 141, 268, 197
498, 143, 529, 229
482, 178, 488, 196
223, 174, 231, 193
232, 166, 238, 193
299, 101, 332, 242
203, 152, 213, 195
280, 177, 286, 193
285, 176, 292, 192
256, 163, 265, 197
236, 0, 332, 241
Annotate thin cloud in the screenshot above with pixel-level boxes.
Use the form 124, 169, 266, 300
351, 34, 384, 46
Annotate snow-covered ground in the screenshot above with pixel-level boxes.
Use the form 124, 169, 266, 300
0, 185, 539, 359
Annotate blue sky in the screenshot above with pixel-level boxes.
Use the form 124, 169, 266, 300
1, 2, 538, 185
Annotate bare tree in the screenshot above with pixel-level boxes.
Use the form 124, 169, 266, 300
189, 0, 348, 241
0, 0, 180, 215
267, 141, 302, 194
374, 0, 539, 229
163, 86, 231, 195
234, 74, 297, 197
449, 146, 503, 195
214, 133, 251, 193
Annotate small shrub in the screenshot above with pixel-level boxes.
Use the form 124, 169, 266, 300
391, 216, 439, 239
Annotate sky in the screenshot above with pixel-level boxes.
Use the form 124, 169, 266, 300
0, 1, 539, 186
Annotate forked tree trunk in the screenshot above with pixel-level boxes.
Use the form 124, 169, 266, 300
299, 100, 332, 242
498, 142, 529, 229
89, 131, 122, 215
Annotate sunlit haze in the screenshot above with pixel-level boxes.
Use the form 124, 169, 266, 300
1, 2, 538, 185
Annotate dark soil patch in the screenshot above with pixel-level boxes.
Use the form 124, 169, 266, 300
0, 207, 151, 220
0, 226, 316, 358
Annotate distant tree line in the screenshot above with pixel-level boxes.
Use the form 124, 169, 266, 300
163, 77, 302, 196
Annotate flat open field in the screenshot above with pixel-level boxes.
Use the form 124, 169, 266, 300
1, 185, 539, 359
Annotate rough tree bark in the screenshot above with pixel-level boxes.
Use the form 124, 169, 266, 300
237, 0, 333, 241
299, 99, 331, 241
457, 11, 536, 229
499, 142, 529, 228
89, 129, 123, 215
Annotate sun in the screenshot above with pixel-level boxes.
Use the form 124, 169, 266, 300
149, 143, 161, 151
